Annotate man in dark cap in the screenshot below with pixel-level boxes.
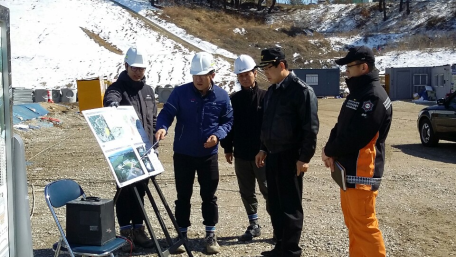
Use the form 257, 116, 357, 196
321, 46, 392, 257
255, 47, 319, 257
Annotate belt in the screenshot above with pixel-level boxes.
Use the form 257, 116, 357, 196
346, 176, 382, 187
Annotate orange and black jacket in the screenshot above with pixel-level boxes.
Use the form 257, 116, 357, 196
324, 70, 392, 191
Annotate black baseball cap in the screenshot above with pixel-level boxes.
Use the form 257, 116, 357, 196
258, 47, 285, 67
335, 46, 375, 66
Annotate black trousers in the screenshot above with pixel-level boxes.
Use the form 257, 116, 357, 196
266, 148, 303, 257
116, 180, 148, 227
173, 153, 219, 228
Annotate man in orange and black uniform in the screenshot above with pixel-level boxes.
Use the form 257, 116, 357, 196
322, 46, 392, 257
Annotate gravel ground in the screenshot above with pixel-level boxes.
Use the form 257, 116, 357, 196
17, 99, 456, 257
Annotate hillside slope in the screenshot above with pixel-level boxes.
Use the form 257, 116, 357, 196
147, 0, 456, 73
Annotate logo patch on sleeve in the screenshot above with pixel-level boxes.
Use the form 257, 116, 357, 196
362, 100, 374, 112
346, 100, 359, 110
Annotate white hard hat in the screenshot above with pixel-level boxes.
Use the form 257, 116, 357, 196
190, 52, 215, 75
125, 46, 147, 68
234, 55, 257, 74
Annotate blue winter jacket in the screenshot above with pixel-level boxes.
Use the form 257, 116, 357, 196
156, 82, 233, 157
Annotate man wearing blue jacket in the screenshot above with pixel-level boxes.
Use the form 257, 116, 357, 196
155, 52, 233, 255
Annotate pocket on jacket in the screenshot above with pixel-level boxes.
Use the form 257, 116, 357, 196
203, 104, 222, 122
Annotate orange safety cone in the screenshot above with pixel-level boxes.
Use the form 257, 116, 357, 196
47, 90, 54, 103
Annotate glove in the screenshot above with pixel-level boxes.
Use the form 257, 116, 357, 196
109, 102, 119, 108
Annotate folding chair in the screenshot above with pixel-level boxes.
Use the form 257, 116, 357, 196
45, 179, 127, 257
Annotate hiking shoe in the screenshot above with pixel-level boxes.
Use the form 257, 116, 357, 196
261, 248, 280, 256
239, 224, 261, 241
120, 228, 135, 253
170, 233, 187, 254
133, 226, 155, 248
204, 234, 220, 255
272, 230, 277, 243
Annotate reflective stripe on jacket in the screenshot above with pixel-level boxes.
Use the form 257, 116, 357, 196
324, 70, 393, 191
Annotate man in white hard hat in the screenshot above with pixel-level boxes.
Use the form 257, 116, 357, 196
155, 52, 233, 255
220, 54, 270, 242
103, 46, 157, 252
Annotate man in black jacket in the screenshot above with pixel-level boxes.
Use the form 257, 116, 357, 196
103, 46, 157, 252
322, 46, 392, 257
255, 48, 319, 257
220, 54, 269, 242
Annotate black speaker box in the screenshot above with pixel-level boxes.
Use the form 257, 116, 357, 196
66, 198, 115, 246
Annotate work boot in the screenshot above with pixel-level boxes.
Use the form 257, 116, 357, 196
261, 248, 280, 256
120, 228, 135, 253
261, 241, 281, 257
204, 234, 220, 255
170, 232, 187, 254
272, 230, 277, 243
133, 226, 155, 248
239, 224, 261, 241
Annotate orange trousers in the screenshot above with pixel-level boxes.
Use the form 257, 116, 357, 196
340, 188, 386, 257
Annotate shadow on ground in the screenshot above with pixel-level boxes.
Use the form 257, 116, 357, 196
33, 249, 54, 257
392, 142, 456, 165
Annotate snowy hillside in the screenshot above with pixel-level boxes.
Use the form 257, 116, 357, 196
0, 0, 236, 90
0, 0, 455, 90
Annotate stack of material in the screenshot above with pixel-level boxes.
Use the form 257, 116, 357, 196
12, 88, 33, 104
155, 84, 174, 103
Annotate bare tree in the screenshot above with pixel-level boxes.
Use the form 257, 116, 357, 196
406, 0, 410, 15
379, 0, 387, 21
234, 0, 240, 8
268, 0, 276, 14
400, 0, 411, 15
149, 0, 165, 8
257, 0, 263, 11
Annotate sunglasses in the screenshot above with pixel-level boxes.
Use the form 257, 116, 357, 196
130, 66, 146, 72
346, 62, 365, 68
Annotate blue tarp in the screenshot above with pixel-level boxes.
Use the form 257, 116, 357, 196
13, 103, 49, 125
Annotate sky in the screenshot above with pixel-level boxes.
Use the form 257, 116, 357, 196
0, 0, 455, 93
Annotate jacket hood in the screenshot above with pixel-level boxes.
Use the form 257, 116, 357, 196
346, 69, 379, 93
118, 70, 146, 91
240, 81, 259, 91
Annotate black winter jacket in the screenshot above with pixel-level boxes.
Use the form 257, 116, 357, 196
220, 83, 266, 161
103, 71, 157, 146
324, 70, 393, 191
260, 72, 319, 163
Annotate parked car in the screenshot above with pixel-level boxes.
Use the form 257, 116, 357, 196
417, 91, 456, 146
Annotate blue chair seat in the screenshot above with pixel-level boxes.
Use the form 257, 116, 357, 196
53, 238, 127, 255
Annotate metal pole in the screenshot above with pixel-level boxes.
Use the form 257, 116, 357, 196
12, 135, 33, 257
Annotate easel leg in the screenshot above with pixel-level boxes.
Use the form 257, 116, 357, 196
151, 177, 194, 257
132, 186, 165, 257
113, 187, 122, 205
144, 185, 173, 246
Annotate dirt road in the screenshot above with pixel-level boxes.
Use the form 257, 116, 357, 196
18, 99, 456, 257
